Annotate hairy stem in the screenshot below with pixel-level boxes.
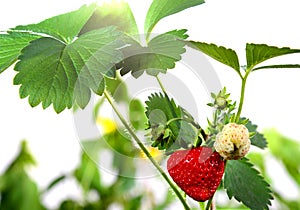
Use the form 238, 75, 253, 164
103, 90, 190, 210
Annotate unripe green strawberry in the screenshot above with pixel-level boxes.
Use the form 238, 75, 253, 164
214, 123, 250, 160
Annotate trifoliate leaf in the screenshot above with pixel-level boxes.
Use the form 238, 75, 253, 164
188, 41, 240, 74
144, 0, 204, 37
224, 158, 273, 210
13, 4, 96, 43
14, 27, 124, 113
243, 118, 267, 149
246, 43, 300, 69
118, 29, 188, 78
0, 32, 40, 73
79, 1, 138, 36
145, 92, 198, 152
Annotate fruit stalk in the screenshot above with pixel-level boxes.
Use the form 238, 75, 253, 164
205, 198, 213, 210
103, 90, 191, 210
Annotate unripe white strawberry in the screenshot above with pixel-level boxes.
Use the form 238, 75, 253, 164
214, 123, 250, 160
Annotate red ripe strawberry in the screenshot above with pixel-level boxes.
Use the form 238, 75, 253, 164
167, 147, 225, 202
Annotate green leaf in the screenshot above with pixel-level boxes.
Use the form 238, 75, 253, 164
253, 64, 300, 71
246, 43, 300, 69
188, 41, 240, 73
129, 99, 148, 130
59, 200, 83, 210
0, 172, 44, 210
5, 141, 36, 170
145, 92, 198, 152
247, 153, 266, 175
79, 1, 138, 36
243, 118, 267, 149
13, 4, 96, 43
118, 29, 188, 78
0, 141, 43, 210
224, 158, 273, 210
0, 32, 40, 73
264, 129, 300, 186
81, 140, 106, 160
74, 152, 102, 193
123, 195, 143, 210
44, 175, 67, 192
144, 0, 204, 36
146, 92, 181, 123
13, 27, 124, 113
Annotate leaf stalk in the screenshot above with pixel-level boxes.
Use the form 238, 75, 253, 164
235, 69, 251, 123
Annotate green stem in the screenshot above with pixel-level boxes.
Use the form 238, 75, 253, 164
103, 90, 190, 210
156, 76, 167, 94
199, 202, 205, 210
205, 198, 213, 210
166, 117, 195, 126
235, 70, 251, 123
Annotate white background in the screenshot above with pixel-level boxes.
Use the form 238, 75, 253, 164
1, 0, 300, 209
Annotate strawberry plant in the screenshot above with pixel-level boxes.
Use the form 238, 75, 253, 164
1, 0, 300, 209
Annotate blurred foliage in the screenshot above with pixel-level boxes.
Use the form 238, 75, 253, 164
1, 127, 300, 210
247, 129, 300, 210
1, 71, 300, 209
129, 99, 148, 131
0, 132, 173, 209
0, 85, 174, 209
0, 129, 300, 210
0, 141, 44, 210
264, 129, 300, 186
1, 72, 300, 210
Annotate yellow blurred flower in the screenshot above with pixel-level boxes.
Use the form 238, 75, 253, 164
96, 116, 117, 134
140, 146, 163, 162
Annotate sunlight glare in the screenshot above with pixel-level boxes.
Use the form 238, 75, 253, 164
97, 0, 128, 6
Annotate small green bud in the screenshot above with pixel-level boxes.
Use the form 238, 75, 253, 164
215, 96, 227, 109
